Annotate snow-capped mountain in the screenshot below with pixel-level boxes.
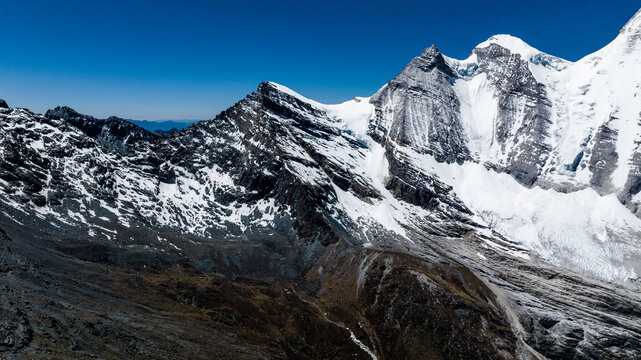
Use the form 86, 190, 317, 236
368, 10, 641, 284
1, 8, 641, 360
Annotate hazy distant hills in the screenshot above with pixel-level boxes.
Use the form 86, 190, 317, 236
127, 119, 198, 134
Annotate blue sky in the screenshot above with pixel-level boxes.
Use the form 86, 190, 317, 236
1, 0, 639, 120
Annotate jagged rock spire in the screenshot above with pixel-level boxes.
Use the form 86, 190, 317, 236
417, 44, 457, 77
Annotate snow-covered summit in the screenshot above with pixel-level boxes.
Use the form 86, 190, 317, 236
475, 34, 570, 75
475, 34, 549, 61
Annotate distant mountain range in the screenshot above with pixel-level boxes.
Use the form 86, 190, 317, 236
127, 119, 198, 135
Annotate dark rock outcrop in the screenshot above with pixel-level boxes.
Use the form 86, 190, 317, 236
471, 44, 553, 186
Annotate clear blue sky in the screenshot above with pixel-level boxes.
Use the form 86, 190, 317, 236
1, 0, 639, 120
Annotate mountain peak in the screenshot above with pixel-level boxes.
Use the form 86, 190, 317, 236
261, 81, 299, 97
0, 99, 8, 108
420, 44, 440, 58
474, 34, 543, 60
45, 105, 82, 120
411, 44, 456, 77
260, 81, 324, 108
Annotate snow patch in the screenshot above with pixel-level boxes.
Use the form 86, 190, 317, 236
407, 148, 641, 283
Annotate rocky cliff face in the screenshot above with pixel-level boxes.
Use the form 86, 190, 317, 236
369, 46, 471, 164
1, 8, 641, 360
